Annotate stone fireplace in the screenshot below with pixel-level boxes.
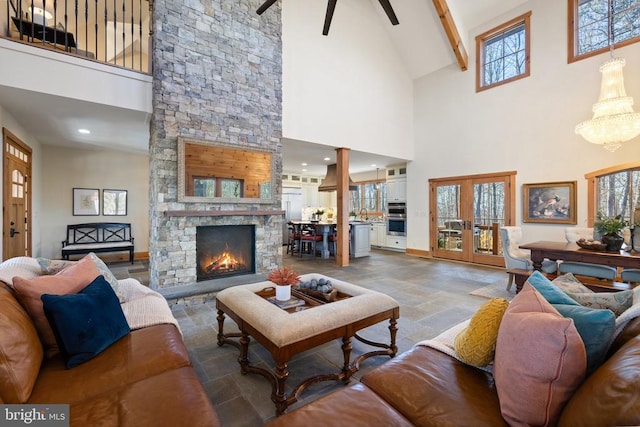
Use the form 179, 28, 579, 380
196, 225, 256, 281
148, 0, 283, 293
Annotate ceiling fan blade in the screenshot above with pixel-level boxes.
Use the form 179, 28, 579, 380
256, 0, 278, 15
323, 0, 338, 35
378, 0, 399, 25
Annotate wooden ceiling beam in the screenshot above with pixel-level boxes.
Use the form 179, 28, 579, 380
432, 0, 468, 71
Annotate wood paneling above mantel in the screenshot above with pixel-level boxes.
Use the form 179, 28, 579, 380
163, 210, 285, 217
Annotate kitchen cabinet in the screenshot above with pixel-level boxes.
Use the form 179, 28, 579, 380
350, 222, 371, 257
370, 222, 387, 247
387, 179, 406, 202
386, 235, 406, 250
301, 183, 318, 207
386, 165, 407, 179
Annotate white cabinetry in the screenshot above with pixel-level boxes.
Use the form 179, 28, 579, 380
386, 164, 407, 202
386, 235, 407, 250
350, 223, 371, 257
386, 165, 407, 180
387, 179, 406, 202
370, 223, 387, 247
301, 184, 318, 207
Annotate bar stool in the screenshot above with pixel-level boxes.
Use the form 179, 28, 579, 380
300, 225, 322, 257
328, 224, 353, 257
286, 222, 301, 255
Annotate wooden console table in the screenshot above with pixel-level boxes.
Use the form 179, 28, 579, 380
520, 241, 640, 271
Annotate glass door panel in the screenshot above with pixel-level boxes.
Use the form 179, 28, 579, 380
430, 172, 515, 267
471, 180, 506, 266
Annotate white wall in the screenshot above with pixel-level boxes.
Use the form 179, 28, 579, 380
39, 146, 149, 259
409, 1, 640, 252
282, 0, 414, 160
0, 106, 43, 259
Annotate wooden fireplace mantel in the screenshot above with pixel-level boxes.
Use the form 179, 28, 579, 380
163, 210, 285, 217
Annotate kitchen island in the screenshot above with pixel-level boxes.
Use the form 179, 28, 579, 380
288, 221, 371, 258
349, 221, 371, 258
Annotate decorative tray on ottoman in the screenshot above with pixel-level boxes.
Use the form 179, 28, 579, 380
295, 287, 339, 302
576, 238, 607, 251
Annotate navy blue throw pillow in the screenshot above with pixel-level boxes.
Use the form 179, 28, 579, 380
41, 275, 130, 369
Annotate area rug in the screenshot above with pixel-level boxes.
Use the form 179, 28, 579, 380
470, 279, 516, 301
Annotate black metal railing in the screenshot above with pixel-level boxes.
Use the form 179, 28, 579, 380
5, 0, 151, 73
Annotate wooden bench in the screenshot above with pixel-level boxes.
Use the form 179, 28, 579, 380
62, 223, 134, 263
506, 268, 633, 294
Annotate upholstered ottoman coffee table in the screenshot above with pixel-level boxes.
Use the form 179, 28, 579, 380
216, 273, 400, 416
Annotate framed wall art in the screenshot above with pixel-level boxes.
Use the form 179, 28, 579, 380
103, 189, 128, 216
523, 181, 577, 224
73, 188, 100, 216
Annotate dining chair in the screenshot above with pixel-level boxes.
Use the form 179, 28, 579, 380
560, 227, 618, 280
500, 226, 557, 291
621, 269, 640, 285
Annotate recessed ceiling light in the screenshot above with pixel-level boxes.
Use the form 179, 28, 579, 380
78, 129, 91, 134
301, 162, 308, 166
371, 164, 377, 167
302, 169, 307, 172
323, 157, 330, 161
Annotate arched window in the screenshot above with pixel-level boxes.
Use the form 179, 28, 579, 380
585, 162, 640, 226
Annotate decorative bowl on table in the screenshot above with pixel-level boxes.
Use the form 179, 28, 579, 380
576, 238, 607, 251
295, 278, 338, 302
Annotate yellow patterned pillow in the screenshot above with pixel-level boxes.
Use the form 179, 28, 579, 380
454, 297, 510, 367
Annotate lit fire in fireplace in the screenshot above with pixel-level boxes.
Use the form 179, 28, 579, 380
200, 243, 246, 275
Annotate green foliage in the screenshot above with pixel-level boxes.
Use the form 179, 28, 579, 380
594, 212, 627, 236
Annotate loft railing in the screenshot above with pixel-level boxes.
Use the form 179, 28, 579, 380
5, 0, 151, 73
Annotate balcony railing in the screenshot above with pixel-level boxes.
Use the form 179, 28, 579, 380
4, 0, 151, 73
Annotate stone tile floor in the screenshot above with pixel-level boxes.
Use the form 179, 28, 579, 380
110, 249, 508, 426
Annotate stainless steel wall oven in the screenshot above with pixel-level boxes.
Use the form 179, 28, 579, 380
387, 202, 406, 236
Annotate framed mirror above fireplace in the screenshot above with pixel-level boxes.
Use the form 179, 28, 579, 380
177, 137, 276, 204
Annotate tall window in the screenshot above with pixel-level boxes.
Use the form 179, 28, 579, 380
586, 162, 640, 225
476, 12, 531, 92
569, 0, 640, 62
350, 181, 386, 216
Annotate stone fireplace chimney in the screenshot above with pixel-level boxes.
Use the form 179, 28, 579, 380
148, 0, 283, 292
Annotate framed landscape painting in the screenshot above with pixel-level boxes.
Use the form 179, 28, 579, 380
523, 181, 577, 224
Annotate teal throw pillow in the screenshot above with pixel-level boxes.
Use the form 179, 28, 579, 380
526, 271, 579, 306
41, 275, 130, 369
552, 303, 615, 376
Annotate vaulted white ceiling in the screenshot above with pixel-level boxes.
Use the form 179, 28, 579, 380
0, 0, 530, 175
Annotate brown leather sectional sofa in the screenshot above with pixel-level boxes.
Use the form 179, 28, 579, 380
0, 283, 220, 426
267, 316, 640, 426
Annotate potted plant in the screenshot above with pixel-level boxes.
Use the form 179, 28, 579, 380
593, 212, 627, 251
267, 266, 300, 301
312, 209, 325, 221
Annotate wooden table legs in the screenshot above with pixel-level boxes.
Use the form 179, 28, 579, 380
216, 310, 398, 416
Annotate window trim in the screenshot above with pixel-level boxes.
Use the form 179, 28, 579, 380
585, 161, 640, 225
568, 0, 640, 63
475, 11, 532, 93
351, 179, 386, 217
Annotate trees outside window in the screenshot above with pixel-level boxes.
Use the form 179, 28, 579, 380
586, 162, 640, 226
476, 12, 531, 92
569, 0, 640, 62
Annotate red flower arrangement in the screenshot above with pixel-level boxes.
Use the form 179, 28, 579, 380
267, 266, 300, 286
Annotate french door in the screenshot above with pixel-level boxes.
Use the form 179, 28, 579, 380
429, 171, 516, 267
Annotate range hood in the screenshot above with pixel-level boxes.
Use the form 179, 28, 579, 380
318, 164, 358, 192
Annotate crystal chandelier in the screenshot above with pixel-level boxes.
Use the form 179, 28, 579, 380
575, 58, 640, 152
